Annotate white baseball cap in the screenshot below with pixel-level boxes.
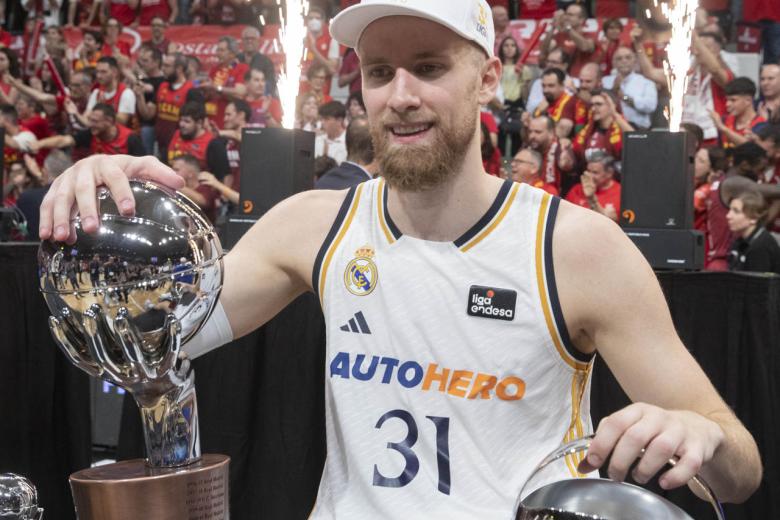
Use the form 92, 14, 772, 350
330, 0, 496, 58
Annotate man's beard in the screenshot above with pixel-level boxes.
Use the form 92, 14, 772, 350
543, 92, 556, 103
167, 73, 177, 84
371, 109, 477, 192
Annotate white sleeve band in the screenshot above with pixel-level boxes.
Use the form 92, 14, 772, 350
182, 300, 234, 359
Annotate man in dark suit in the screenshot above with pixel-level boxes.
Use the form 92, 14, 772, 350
315, 116, 375, 190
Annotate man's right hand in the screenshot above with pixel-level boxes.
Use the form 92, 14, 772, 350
39, 155, 184, 243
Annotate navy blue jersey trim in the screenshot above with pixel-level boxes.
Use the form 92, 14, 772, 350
382, 181, 403, 240
544, 196, 593, 364
453, 179, 513, 248
312, 186, 357, 299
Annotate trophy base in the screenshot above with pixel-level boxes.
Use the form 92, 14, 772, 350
69, 454, 230, 520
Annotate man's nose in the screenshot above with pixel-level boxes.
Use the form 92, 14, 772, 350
387, 68, 422, 114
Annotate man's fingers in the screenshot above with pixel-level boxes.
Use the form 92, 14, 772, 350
123, 155, 184, 190
74, 168, 99, 233
607, 420, 660, 482
99, 157, 137, 216
39, 176, 63, 239
585, 405, 645, 471
632, 430, 682, 484
51, 175, 76, 242
659, 448, 704, 490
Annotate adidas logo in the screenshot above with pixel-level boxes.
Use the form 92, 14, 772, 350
339, 311, 372, 334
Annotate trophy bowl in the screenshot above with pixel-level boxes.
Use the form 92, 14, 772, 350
0, 473, 43, 520
37, 181, 230, 520
516, 436, 725, 520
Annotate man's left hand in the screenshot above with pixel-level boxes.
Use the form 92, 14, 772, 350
579, 403, 725, 490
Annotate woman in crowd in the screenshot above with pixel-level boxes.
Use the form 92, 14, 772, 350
0, 48, 19, 106
599, 18, 624, 76
303, 63, 333, 106
693, 146, 728, 233
3, 161, 38, 207
73, 30, 103, 72
102, 18, 132, 63
497, 36, 532, 158
726, 190, 780, 273
481, 121, 502, 177
346, 91, 366, 122
297, 92, 321, 133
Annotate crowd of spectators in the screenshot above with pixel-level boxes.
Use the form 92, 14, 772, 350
0, 0, 779, 274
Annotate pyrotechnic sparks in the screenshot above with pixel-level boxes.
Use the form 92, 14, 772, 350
658, 0, 699, 131
276, 0, 310, 129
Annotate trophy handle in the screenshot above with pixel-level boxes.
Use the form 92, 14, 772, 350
518, 435, 726, 520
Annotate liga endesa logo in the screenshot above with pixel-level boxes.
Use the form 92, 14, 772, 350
329, 351, 526, 402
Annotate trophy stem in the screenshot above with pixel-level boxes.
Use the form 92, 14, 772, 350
136, 372, 201, 468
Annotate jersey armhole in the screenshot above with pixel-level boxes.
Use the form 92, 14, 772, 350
311, 185, 361, 305
536, 194, 594, 370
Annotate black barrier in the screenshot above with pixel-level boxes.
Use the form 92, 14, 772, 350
2, 243, 777, 518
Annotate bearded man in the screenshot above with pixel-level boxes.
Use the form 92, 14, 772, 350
40, 1, 761, 518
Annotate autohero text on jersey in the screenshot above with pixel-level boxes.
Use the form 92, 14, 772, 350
329, 352, 526, 401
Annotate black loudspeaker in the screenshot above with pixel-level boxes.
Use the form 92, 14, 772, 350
223, 128, 315, 249
238, 127, 315, 217
624, 229, 705, 270
620, 131, 695, 229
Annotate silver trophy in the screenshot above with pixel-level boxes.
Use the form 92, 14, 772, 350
38, 181, 229, 520
515, 436, 725, 520
0, 473, 43, 520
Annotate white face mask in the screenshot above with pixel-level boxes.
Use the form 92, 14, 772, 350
308, 18, 322, 33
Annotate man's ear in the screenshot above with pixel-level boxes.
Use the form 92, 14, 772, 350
478, 56, 502, 106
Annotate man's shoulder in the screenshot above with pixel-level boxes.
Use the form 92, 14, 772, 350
316, 163, 368, 190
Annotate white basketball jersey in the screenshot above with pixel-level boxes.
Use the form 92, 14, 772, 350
310, 178, 594, 519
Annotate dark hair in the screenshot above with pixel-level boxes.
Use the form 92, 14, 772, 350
680, 122, 704, 147
180, 101, 206, 121
481, 122, 495, 161
83, 29, 104, 46
542, 68, 566, 85
732, 141, 767, 167
244, 67, 266, 82
547, 48, 572, 68
0, 47, 20, 78
345, 116, 374, 164
706, 146, 729, 174
497, 36, 520, 64
346, 91, 365, 112
318, 100, 346, 119
218, 36, 239, 55
140, 44, 163, 67
171, 52, 188, 72
92, 102, 116, 121
754, 123, 780, 145
0, 104, 18, 124
698, 31, 725, 47
97, 56, 119, 70
725, 77, 757, 98
314, 155, 337, 180
172, 153, 201, 171
228, 98, 252, 123
602, 18, 623, 35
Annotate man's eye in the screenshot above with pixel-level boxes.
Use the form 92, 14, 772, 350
416, 64, 441, 75
367, 67, 391, 80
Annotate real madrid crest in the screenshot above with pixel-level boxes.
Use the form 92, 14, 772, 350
344, 245, 379, 296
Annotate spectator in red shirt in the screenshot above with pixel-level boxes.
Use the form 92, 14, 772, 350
73, 30, 104, 73
143, 17, 176, 55
598, 18, 624, 77
104, 0, 138, 27
203, 36, 249, 129
481, 121, 502, 177
215, 98, 249, 193
693, 146, 728, 235
574, 62, 602, 133
139, 0, 177, 26
510, 148, 559, 195
15, 95, 50, 141
155, 52, 201, 157
87, 56, 137, 127
338, 48, 362, 96
102, 18, 132, 64
566, 150, 621, 222
167, 101, 230, 181
526, 114, 576, 193
171, 153, 219, 223
301, 5, 339, 98
534, 68, 576, 138
32, 103, 144, 157
0, 105, 37, 180
243, 68, 281, 128
68, 0, 100, 27
0, 48, 19, 106
711, 77, 765, 148
573, 89, 634, 163
304, 63, 334, 107
539, 4, 597, 77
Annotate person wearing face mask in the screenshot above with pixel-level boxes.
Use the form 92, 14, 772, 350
301, 5, 340, 99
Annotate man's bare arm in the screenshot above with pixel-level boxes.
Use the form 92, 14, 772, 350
554, 204, 762, 503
